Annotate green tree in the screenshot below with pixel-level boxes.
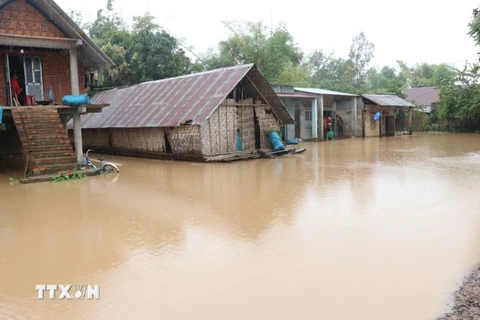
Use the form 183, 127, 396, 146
87, 1, 196, 88
348, 32, 375, 91
367, 66, 406, 96
203, 21, 303, 82
274, 65, 311, 87
306, 49, 356, 92
438, 6, 480, 129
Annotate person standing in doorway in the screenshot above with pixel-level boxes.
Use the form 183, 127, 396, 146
326, 117, 334, 140
10, 73, 22, 106
337, 116, 344, 138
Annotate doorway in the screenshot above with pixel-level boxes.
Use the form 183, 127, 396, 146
5, 54, 44, 106
253, 109, 261, 149
386, 116, 395, 136
323, 111, 336, 139
5, 55, 25, 106
164, 129, 172, 153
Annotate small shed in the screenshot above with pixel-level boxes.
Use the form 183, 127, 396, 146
72, 64, 294, 161
361, 94, 414, 137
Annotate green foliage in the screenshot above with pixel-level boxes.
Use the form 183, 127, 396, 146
203, 21, 303, 83
306, 32, 376, 94
349, 32, 375, 92
9, 177, 20, 183
367, 66, 406, 96
51, 169, 86, 182
87, 2, 197, 88
70, 2, 465, 104
275, 65, 311, 87
439, 84, 480, 121
468, 7, 480, 46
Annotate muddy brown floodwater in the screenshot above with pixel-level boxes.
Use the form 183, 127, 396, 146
1, 133, 480, 320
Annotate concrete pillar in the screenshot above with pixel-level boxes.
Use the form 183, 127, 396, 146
311, 98, 318, 140
352, 97, 357, 138
319, 95, 324, 141
408, 107, 413, 135
69, 46, 83, 163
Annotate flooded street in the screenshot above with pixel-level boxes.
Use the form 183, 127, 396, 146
1, 132, 480, 320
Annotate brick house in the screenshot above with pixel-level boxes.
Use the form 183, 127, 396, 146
73, 64, 294, 161
0, 0, 113, 176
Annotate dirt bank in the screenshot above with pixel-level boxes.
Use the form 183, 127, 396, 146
438, 266, 480, 320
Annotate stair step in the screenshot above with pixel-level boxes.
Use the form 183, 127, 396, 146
22, 139, 71, 147
13, 112, 59, 118
14, 117, 62, 123
24, 145, 72, 153
19, 133, 69, 140
19, 123, 65, 129
31, 163, 78, 176
17, 128, 66, 134
31, 156, 77, 166
30, 150, 76, 159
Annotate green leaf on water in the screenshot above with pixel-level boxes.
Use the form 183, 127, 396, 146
9, 177, 20, 183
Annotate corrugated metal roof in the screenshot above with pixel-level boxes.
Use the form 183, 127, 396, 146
277, 93, 317, 99
294, 88, 358, 97
78, 64, 294, 129
402, 87, 440, 106
362, 94, 414, 107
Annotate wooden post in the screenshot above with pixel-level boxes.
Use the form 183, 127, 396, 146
69, 46, 82, 163
352, 97, 357, 137
408, 107, 413, 135
311, 98, 318, 140
362, 109, 366, 138
319, 95, 324, 141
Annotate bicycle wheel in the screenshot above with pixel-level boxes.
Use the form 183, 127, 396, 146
103, 164, 119, 173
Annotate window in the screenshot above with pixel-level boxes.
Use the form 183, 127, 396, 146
305, 110, 312, 121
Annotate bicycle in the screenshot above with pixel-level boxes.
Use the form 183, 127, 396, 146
81, 149, 120, 173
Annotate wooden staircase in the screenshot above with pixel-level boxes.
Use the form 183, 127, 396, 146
12, 108, 77, 176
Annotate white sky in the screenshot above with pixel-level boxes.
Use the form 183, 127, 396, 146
56, 0, 480, 70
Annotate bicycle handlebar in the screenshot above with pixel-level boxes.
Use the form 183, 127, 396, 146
85, 149, 95, 157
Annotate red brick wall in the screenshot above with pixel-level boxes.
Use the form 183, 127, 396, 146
0, 48, 88, 106
0, 0, 65, 38
0, 0, 88, 106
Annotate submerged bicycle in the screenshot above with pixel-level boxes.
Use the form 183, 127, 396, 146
82, 149, 120, 173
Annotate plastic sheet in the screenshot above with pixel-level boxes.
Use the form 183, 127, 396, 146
269, 132, 285, 151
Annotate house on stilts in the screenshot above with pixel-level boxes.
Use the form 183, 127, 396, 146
74, 64, 295, 161
0, 0, 113, 177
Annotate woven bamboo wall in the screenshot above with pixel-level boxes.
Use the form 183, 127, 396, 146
201, 104, 237, 155
255, 105, 281, 149
82, 129, 110, 148
237, 98, 255, 152
170, 125, 202, 154
111, 128, 166, 152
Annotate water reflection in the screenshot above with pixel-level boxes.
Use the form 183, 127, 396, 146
0, 133, 479, 319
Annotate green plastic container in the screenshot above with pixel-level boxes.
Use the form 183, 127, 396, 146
327, 131, 334, 139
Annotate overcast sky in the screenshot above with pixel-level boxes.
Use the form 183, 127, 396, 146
56, 0, 480, 70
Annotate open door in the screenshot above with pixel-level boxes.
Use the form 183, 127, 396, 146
24, 57, 44, 101
4, 54, 12, 106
